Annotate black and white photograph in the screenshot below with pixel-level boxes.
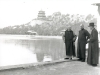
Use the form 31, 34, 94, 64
0, 0, 100, 75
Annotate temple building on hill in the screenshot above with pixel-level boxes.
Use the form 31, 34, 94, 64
29, 10, 51, 26
37, 10, 46, 20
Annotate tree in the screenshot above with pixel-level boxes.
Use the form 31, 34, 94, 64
0, 12, 97, 36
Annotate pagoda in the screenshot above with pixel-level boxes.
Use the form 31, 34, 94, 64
37, 10, 46, 20
29, 10, 51, 26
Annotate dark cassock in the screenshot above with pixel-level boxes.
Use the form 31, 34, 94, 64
63, 30, 77, 57
77, 28, 90, 61
87, 28, 99, 66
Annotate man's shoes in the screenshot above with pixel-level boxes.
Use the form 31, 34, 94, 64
77, 58, 82, 61
64, 58, 69, 59
81, 59, 85, 62
64, 58, 72, 60
69, 58, 72, 60
81, 58, 85, 62
92, 64, 97, 67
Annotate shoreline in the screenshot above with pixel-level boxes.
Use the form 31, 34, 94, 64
0, 59, 68, 71
0, 35, 62, 40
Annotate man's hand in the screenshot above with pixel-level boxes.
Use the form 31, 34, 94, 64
87, 39, 90, 43
87, 39, 90, 41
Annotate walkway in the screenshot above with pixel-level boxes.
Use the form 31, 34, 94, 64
0, 59, 100, 75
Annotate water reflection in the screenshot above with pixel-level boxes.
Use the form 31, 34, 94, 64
0, 35, 66, 66
0, 43, 37, 66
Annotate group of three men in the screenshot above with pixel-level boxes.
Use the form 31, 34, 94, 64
63, 22, 99, 66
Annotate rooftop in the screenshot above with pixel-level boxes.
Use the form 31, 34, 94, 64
92, 3, 100, 6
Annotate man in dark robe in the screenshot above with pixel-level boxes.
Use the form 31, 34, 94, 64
77, 24, 90, 62
87, 23, 99, 66
63, 26, 76, 60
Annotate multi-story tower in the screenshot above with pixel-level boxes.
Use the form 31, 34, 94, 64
37, 10, 46, 20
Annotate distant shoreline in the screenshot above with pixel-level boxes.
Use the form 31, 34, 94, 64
0, 34, 62, 40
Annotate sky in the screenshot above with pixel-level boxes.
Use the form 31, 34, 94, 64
0, 0, 100, 28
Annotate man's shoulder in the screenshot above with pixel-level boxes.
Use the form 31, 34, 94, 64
93, 28, 97, 31
65, 30, 67, 32
83, 29, 89, 33
70, 30, 74, 33
79, 29, 85, 32
83, 29, 87, 31
79, 29, 89, 33
70, 30, 73, 32
79, 29, 81, 32
93, 28, 98, 33
65, 30, 73, 32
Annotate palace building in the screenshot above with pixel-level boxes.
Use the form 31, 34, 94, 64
29, 10, 51, 26
37, 10, 46, 20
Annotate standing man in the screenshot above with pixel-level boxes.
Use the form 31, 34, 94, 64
63, 25, 77, 60
77, 24, 90, 62
87, 23, 99, 66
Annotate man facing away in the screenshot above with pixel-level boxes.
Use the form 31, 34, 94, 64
87, 23, 99, 66
77, 24, 90, 62
63, 25, 77, 60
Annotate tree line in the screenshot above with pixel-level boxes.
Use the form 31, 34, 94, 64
0, 12, 97, 35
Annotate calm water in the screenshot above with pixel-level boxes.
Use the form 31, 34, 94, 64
0, 35, 66, 66
0, 35, 99, 67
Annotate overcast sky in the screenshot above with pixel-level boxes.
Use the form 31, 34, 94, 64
0, 0, 100, 28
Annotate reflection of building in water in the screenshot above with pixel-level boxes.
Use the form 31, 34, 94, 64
36, 53, 44, 62
43, 55, 52, 62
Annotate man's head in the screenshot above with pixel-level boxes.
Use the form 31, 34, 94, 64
67, 25, 71, 31
80, 24, 84, 29
88, 23, 95, 30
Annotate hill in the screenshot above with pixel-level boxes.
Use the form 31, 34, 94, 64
0, 12, 97, 35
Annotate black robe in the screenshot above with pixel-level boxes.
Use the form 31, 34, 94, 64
77, 29, 90, 59
64, 30, 76, 56
87, 28, 99, 65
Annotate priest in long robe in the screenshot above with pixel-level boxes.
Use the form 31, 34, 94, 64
87, 23, 99, 66
62, 25, 77, 60
77, 24, 90, 62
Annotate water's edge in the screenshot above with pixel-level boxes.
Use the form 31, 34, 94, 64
0, 59, 69, 71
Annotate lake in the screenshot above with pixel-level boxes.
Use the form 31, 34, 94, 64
0, 35, 66, 66
0, 35, 99, 67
